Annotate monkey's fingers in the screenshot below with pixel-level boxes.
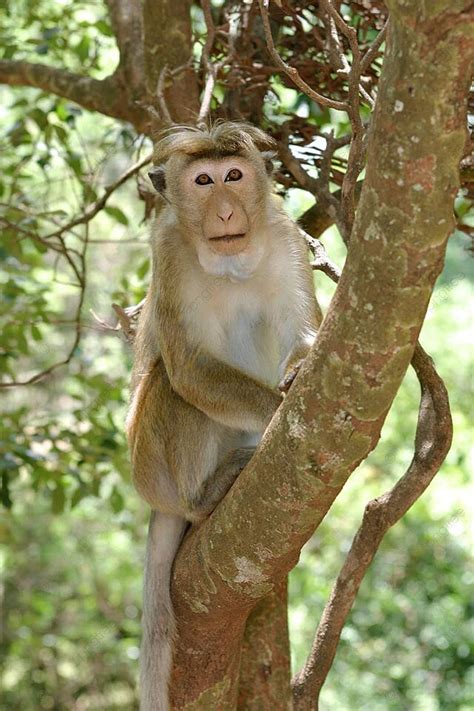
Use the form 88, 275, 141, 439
279, 373, 294, 393
279, 360, 304, 393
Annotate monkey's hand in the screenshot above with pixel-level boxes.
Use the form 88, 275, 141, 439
279, 358, 305, 394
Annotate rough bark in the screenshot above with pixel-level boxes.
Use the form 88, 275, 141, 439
0, 0, 200, 134
142, 0, 200, 127
238, 580, 292, 711
105, 0, 145, 100
167, 2, 473, 706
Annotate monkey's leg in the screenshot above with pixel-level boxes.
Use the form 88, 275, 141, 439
131, 358, 220, 514
187, 446, 256, 521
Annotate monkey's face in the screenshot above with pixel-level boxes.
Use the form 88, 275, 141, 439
177, 155, 268, 258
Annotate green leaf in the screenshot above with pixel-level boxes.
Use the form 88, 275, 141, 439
110, 486, 124, 513
137, 259, 150, 280
104, 206, 129, 225
51, 483, 66, 514
53, 124, 68, 142
42, 27, 60, 41
31, 324, 42, 341
29, 237, 48, 254
95, 19, 113, 36
1, 472, 13, 509
67, 152, 82, 176
55, 103, 69, 121
71, 485, 88, 509
75, 36, 91, 62
29, 108, 49, 130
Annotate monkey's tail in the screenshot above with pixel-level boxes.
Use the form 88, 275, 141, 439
140, 511, 187, 711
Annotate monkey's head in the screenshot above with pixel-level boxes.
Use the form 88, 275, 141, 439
149, 122, 277, 277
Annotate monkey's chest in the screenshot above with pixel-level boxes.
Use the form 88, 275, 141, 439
222, 311, 286, 387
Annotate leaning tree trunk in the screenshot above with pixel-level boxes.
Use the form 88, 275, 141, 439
167, 2, 473, 706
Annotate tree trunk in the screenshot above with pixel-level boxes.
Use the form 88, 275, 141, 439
167, 2, 473, 705
238, 579, 292, 710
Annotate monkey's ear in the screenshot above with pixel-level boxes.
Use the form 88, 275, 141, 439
261, 151, 277, 176
148, 166, 167, 194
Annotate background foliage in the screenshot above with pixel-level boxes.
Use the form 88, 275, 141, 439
1, 1, 473, 709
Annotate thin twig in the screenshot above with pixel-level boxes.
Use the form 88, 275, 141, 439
257, 0, 348, 112
90, 298, 146, 342
360, 19, 388, 75
299, 228, 341, 283
112, 300, 145, 342
46, 153, 152, 240
320, 1, 365, 241
198, 0, 219, 126
197, 0, 239, 127
156, 65, 173, 125
0, 155, 148, 387
0, 221, 91, 388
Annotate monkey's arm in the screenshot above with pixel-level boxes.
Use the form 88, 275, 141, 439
279, 230, 321, 393
158, 307, 282, 432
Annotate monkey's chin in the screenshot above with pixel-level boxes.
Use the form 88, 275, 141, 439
196, 240, 266, 280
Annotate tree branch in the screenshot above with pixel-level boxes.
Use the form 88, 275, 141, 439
167, 3, 472, 705
238, 580, 292, 708
292, 231, 451, 710
46, 154, 152, 240
298, 182, 364, 241
105, 0, 145, 97
277, 136, 319, 194
318, 1, 366, 241
292, 343, 453, 709
197, 0, 219, 126
299, 229, 342, 283
197, 0, 240, 127
142, 0, 199, 127
360, 19, 388, 75
257, 0, 348, 112
0, 60, 146, 131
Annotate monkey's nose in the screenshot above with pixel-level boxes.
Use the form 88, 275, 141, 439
217, 208, 233, 223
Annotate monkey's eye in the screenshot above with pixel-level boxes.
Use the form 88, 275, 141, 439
225, 168, 243, 182
195, 173, 214, 185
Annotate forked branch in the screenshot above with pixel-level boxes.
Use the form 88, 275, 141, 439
197, 0, 239, 126
257, 0, 348, 112
292, 343, 453, 710
258, 0, 387, 241
0, 155, 151, 388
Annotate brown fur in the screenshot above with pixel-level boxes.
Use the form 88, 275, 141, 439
127, 123, 320, 711
153, 121, 276, 163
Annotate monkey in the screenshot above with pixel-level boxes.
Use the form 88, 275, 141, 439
126, 122, 321, 711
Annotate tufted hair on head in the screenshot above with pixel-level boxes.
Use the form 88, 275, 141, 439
153, 121, 276, 164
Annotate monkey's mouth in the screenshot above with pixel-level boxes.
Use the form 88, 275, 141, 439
209, 233, 246, 243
